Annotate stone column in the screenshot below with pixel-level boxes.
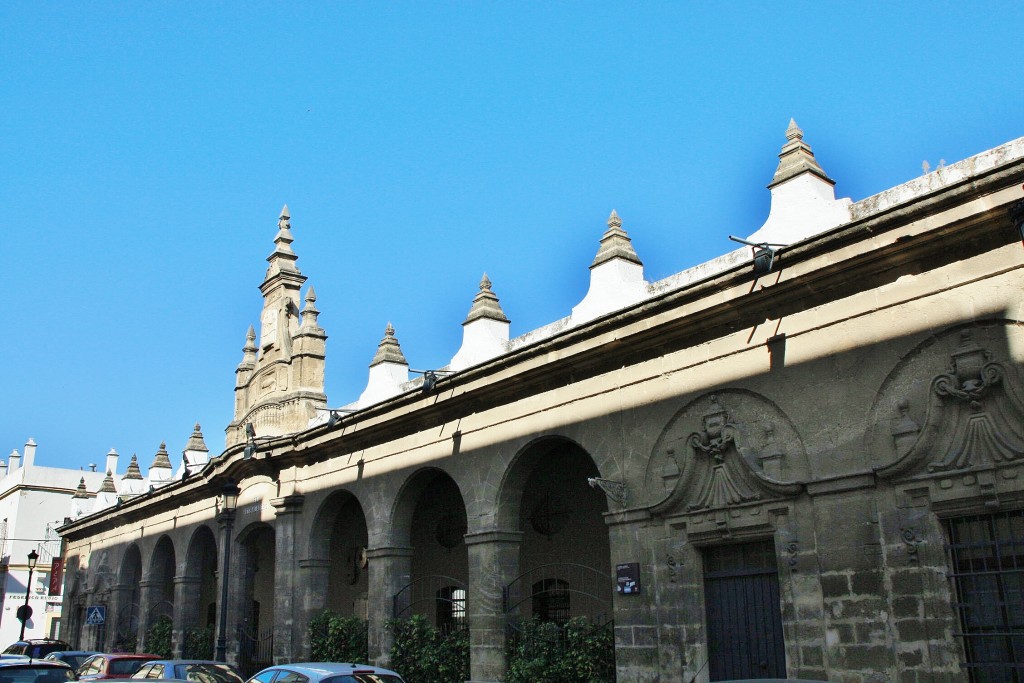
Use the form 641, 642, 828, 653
136, 579, 157, 652
365, 546, 414, 668
271, 494, 305, 665
465, 530, 522, 683
172, 575, 201, 658
296, 558, 331, 660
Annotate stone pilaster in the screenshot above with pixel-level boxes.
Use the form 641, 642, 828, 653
271, 494, 305, 664
297, 558, 332, 660
365, 546, 414, 668
136, 579, 157, 652
465, 530, 522, 683
172, 575, 202, 658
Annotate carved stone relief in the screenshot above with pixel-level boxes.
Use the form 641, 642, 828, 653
644, 390, 808, 516
869, 323, 1024, 480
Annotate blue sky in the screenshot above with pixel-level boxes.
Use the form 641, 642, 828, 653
2, 2, 1021, 472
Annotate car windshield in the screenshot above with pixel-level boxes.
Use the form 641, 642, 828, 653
179, 664, 243, 683
322, 676, 403, 683
59, 657, 90, 671
109, 661, 149, 676
0, 665, 75, 683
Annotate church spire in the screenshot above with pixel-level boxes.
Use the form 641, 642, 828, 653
591, 210, 643, 268
265, 204, 300, 279
238, 326, 257, 369
229, 205, 327, 447
369, 322, 409, 367
301, 286, 321, 330
768, 119, 834, 188
463, 273, 509, 325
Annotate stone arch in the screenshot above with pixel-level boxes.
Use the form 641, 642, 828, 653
115, 543, 143, 650
494, 435, 603, 532
146, 535, 177, 634
236, 522, 275, 643
308, 490, 369, 616
497, 436, 613, 625
182, 525, 219, 635
390, 468, 469, 628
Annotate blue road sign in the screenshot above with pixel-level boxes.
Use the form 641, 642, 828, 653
85, 605, 106, 625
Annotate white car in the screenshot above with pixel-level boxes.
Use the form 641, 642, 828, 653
245, 663, 404, 683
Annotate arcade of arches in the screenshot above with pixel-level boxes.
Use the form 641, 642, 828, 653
59, 140, 1024, 682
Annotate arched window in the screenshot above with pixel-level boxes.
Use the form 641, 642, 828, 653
532, 578, 569, 624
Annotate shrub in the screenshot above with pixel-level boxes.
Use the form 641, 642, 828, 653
112, 630, 137, 653
145, 615, 173, 658
505, 617, 615, 683
386, 615, 468, 683
309, 611, 369, 663
183, 625, 214, 660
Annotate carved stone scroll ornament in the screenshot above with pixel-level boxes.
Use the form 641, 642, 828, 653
878, 329, 1024, 478
648, 394, 803, 515
688, 396, 802, 511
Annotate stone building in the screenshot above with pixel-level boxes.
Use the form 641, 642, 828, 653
59, 125, 1024, 682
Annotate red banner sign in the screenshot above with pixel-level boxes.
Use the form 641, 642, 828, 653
48, 558, 63, 596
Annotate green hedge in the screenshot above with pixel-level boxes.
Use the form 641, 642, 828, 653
506, 617, 615, 683
183, 625, 214, 660
145, 615, 173, 658
385, 616, 468, 683
309, 611, 369, 664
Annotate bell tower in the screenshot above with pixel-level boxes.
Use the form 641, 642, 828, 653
227, 205, 327, 447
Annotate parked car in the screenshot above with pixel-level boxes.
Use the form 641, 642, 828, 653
0, 658, 76, 683
77, 654, 161, 680
245, 663, 405, 683
2, 640, 72, 659
44, 651, 101, 671
132, 660, 244, 683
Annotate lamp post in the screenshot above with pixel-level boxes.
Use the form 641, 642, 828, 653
215, 481, 240, 662
17, 549, 39, 640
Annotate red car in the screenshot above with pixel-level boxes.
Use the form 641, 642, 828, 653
77, 654, 161, 680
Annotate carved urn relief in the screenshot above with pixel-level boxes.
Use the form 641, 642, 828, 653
644, 390, 807, 539
871, 324, 1024, 481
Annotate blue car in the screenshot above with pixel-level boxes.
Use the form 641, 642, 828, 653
245, 663, 405, 683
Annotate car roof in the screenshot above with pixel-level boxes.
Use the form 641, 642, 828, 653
259, 663, 400, 677
142, 661, 231, 665
0, 660, 72, 668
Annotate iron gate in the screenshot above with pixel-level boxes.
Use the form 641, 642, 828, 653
502, 562, 616, 678
392, 575, 468, 634
703, 541, 785, 680
237, 625, 273, 678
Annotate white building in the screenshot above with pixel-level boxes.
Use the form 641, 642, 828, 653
0, 440, 110, 644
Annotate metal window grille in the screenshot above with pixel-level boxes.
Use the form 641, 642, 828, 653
436, 586, 467, 635
945, 510, 1024, 683
532, 578, 570, 624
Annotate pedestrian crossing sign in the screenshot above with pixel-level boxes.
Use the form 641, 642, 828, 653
85, 605, 106, 625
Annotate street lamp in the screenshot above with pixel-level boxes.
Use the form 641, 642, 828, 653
215, 481, 240, 662
17, 549, 39, 640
